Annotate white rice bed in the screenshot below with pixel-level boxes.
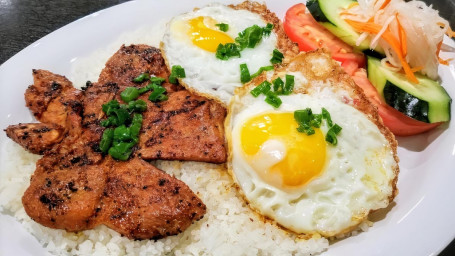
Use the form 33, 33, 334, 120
0, 141, 328, 255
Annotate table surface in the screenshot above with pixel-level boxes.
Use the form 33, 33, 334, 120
1, 0, 454, 255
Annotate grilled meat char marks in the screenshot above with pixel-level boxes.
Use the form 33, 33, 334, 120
5, 123, 64, 154
9, 45, 229, 239
99, 44, 227, 163
100, 158, 206, 240
141, 90, 226, 163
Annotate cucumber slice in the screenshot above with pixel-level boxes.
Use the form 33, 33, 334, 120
306, 0, 384, 54
367, 56, 451, 123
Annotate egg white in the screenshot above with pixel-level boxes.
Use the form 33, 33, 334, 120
227, 69, 398, 237
161, 4, 278, 105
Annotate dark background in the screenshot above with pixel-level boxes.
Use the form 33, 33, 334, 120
0, 0, 454, 255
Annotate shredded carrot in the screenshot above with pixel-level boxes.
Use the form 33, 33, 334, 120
436, 41, 442, 56
345, 19, 419, 83
437, 22, 455, 38
379, 0, 391, 10
410, 66, 424, 72
446, 26, 455, 38
396, 14, 407, 57
438, 57, 453, 65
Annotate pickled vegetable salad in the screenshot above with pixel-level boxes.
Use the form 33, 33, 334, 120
340, 0, 454, 82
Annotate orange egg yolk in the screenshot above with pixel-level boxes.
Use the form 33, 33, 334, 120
240, 113, 327, 187
188, 16, 234, 52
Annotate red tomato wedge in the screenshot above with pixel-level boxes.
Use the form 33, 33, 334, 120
283, 3, 441, 136
283, 3, 365, 75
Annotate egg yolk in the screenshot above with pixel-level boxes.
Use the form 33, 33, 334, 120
188, 16, 234, 52
240, 113, 326, 187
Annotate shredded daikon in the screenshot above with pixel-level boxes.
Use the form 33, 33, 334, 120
341, 0, 452, 80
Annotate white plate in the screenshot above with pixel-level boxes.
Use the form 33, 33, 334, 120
0, 0, 454, 255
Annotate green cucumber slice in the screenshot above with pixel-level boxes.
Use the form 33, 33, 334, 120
306, 0, 384, 55
367, 56, 451, 123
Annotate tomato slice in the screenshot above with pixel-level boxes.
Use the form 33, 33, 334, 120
283, 3, 365, 71
351, 70, 441, 136
284, 3, 441, 136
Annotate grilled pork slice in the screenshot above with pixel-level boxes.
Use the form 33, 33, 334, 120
22, 156, 206, 239
98, 44, 227, 163
4, 123, 64, 154
99, 157, 206, 240
25, 69, 83, 128
22, 158, 106, 231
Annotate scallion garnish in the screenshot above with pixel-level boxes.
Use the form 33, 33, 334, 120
169, 65, 186, 84
148, 86, 167, 102
284, 74, 294, 95
216, 23, 274, 60
264, 91, 282, 108
250, 65, 274, 79
216, 43, 241, 60
263, 23, 274, 36
325, 124, 342, 145
250, 81, 271, 97
294, 107, 342, 145
270, 49, 284, 64
240, 63, 251, 84
272, 77, 284, 94
321, 108, 333, 127
99, 128, 114, 153
215, 23, 229, 32
121, 87, 140, 103
127, 99, 147, 112
133, 72, 151, 83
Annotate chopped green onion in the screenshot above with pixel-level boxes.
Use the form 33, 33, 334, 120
236, 24, 263, 50
326, 124, 342, 145
297, 124, 315, 135
294, 108, 313, 124
272, 77, 284, 94
108, 142, 135, 161
169, 65, 186, 84
265, 91, 282, 108
150, 76, 165, 85
99, 128, 114, 153
149, 86, 167, 102
263, 23, 274, 36
138, 87, 149, 94
293, 107, 342, 145
215, 23, 229, 32
217, 23, 275, 60
121, 87, 140, 103
113, 125, 133, 142
216, 43, 241, 60
322, 108, 333, 127
133, 72, 150, 83
240, 63, 251, 83
251, 65, 274, 79
99, 86, 149, 160
157, 94, 168, 102
310, 114, 322, 128
284, 74, 294, 95
270, 49, 284, 64
102, 100, 120, 114
129, 113, 143, 138
128, 99, 147, 112
250, 81, 271, 97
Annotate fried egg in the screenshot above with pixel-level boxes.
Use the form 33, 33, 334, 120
226, 50, 399, 237
161, 3, 296, 105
